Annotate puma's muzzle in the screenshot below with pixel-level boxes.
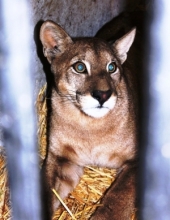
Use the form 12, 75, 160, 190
77, 92, 117, 118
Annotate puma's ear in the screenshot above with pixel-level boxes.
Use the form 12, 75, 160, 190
113, 28, 136, 64
40, 20, 73, 63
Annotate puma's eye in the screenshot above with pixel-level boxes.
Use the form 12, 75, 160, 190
73, 62, 87, 73
108, 62, 117, 73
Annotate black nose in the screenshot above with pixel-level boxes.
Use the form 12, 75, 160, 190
91, 90, 112, 106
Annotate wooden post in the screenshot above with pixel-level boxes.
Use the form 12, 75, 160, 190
0, 1, 42, 219
140, 1, 170, 219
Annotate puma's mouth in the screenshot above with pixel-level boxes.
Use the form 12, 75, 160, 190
83, 106, 110, 118
79, 95, 117, 118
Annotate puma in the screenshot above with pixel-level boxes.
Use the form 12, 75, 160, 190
40, 20, 138, 220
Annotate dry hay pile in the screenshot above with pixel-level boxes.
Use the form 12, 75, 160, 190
0, 148, 11, 220
0, 84, 136, 220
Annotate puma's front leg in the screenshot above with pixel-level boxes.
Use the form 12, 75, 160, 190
42, 152, 83, 219
91, 161, 138, 220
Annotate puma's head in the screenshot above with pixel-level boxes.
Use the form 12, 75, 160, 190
40, 21, 136, 118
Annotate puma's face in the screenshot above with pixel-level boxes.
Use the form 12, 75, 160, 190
40, 21, 136, 118
51, 39, 121, 118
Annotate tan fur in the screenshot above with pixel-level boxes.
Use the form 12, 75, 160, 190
40, 20, 138, 219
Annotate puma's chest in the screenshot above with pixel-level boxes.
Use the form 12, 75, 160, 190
49, 112, 136, 168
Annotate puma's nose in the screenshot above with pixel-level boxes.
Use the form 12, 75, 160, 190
91, 90, 112, 106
